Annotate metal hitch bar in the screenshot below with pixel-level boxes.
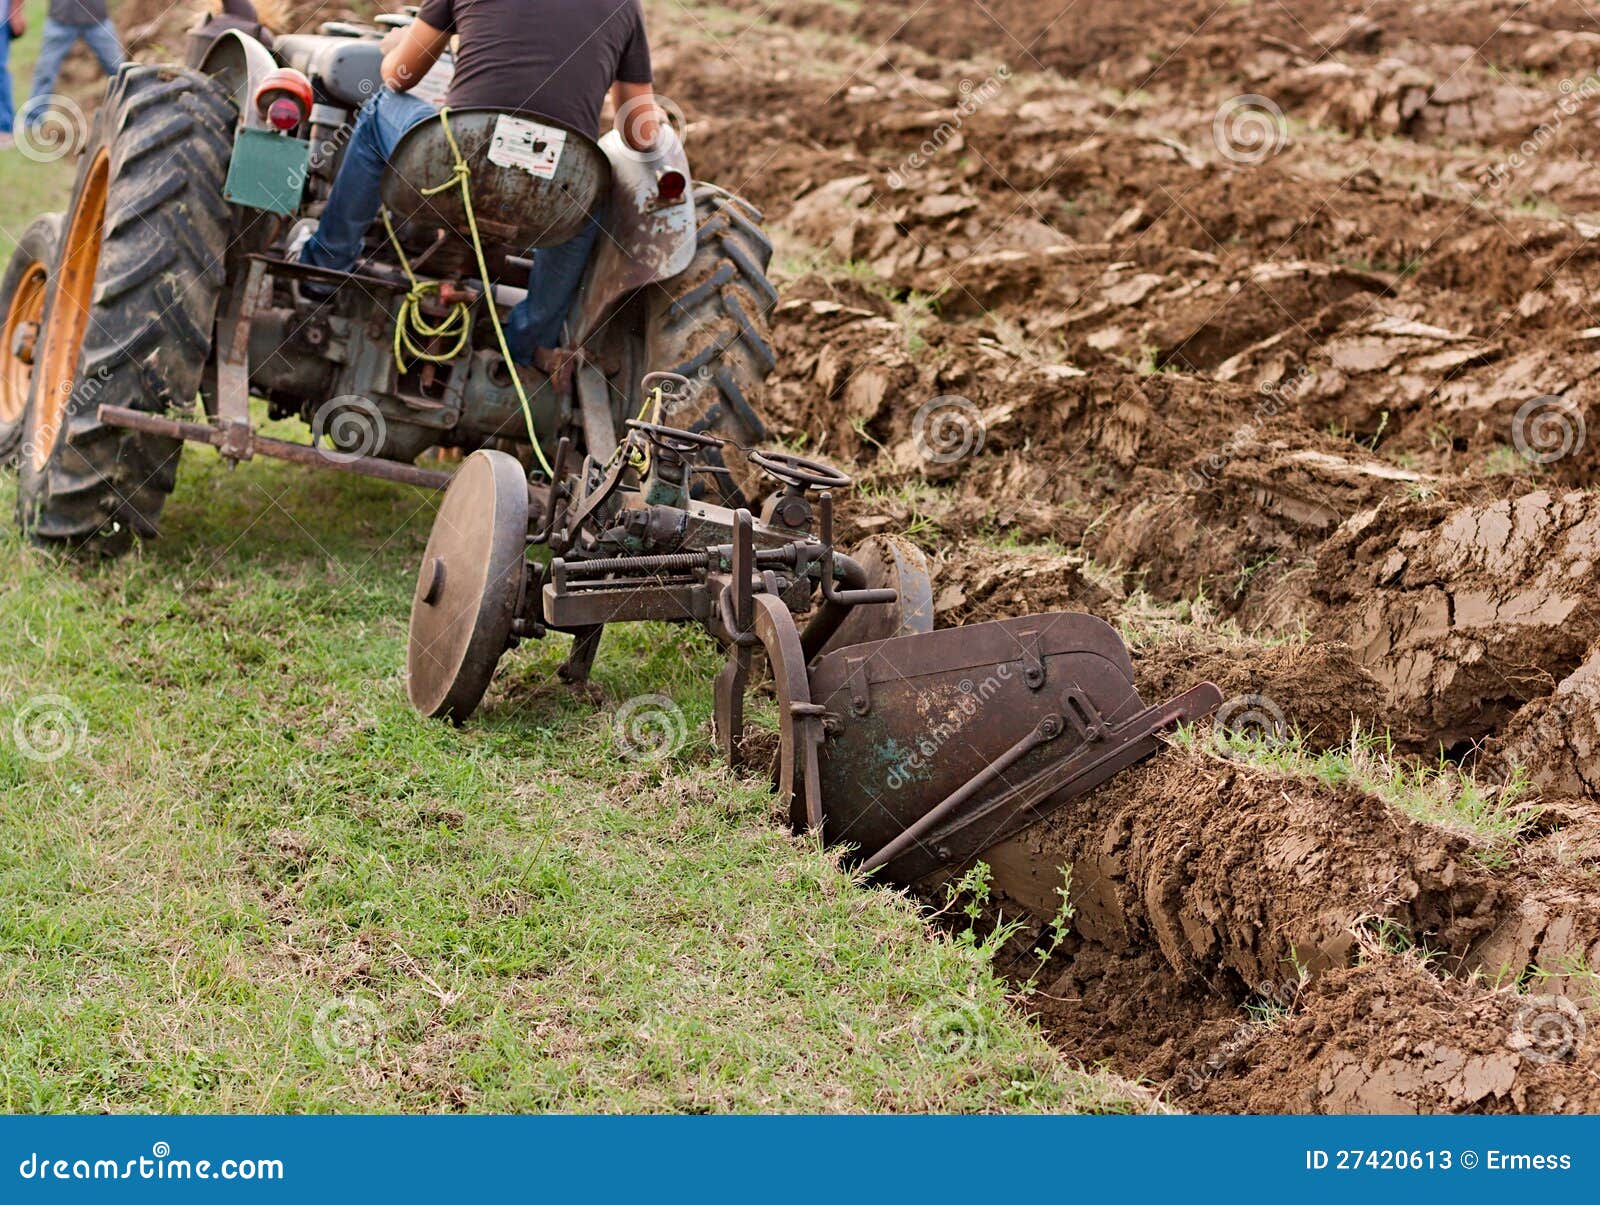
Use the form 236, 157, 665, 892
97, 405, 452, 491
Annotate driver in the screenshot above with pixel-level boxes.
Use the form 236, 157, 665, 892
297, 0, 659, 383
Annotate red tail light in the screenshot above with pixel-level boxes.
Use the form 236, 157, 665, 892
657, 169, 687, 202
254, 68, 312, 131
267, 98, 302, 130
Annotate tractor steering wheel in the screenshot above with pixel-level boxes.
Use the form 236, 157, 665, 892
748, 449, 853, 492
624, 419, 724, 457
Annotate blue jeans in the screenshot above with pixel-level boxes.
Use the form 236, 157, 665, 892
22, 18, 123, 128
0, 24, 14, 134
302, 87, 600, 361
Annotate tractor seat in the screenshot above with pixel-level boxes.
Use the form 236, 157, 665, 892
381, 108, 611, 253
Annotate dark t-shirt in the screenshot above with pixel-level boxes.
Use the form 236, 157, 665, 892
49, 0, 109, 25
413, 0, 652, 137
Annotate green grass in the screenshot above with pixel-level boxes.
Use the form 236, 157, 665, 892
1191, 724, 1540, 867
0, 433, 1145, 1113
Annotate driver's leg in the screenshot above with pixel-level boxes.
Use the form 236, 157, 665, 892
301, 88, 437, 273
503, 212, 604, 365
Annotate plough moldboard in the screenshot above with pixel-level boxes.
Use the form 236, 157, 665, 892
405, 375, 1221, 886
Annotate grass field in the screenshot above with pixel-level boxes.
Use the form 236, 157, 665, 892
0, 444, 1147, 1113
0, 100, 1139, 1111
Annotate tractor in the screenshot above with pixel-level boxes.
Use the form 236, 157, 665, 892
0, 8, 776, 553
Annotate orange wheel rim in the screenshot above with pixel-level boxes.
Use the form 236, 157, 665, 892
0, 259, 47, 427
33, 149, 109, 471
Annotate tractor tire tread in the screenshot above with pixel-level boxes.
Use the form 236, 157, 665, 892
17, 66, 234, 551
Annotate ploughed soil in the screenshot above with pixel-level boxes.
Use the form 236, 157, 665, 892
633, 0, 1600, 1112
108, 0, 1600, 1112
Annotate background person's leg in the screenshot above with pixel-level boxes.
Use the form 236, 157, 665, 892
81, 19, 126, 74
504, 215, 604, 365
21, 19, 76, 131
301, 89, 437, 272
0, 25, 15, 136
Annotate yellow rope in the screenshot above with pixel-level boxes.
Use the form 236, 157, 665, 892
381, 207, 472, 371
380, 106, 555, 479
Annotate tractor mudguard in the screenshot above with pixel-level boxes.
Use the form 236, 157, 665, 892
566, 125, 696, 346
202, 30, 313, 216
197, 29, 278, 130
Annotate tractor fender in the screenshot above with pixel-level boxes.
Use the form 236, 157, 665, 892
196, 28, 278, 130
566, 125, 696, 346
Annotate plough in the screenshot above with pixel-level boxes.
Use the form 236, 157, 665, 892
405, 374, 1221, 885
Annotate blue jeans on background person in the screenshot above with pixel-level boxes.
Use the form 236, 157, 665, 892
0, 24, 15, 135
22, 18, 124, 130
301, 87, 602, 363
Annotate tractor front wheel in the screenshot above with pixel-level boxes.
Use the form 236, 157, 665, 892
17, 65, 233, 553
0, 213, 62, 466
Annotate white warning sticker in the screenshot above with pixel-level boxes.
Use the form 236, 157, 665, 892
487, 115, 567, 180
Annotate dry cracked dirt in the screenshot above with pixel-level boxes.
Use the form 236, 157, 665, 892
138, 0, 1600, 1111
643, 0, 1600, 1113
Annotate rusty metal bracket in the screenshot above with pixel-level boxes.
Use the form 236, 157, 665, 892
844, 654, 870, 716
1015, 625, 1046, 690
1061, 686, 1106, 742
214, 257, 269, 448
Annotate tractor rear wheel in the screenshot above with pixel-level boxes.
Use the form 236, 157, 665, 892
646, 183, 779, 503
17, 65, 233, 553
0, 213, 62, 466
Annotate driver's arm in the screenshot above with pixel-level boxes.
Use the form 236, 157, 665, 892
381, 18, 451, 91
611, 81, 660, 152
